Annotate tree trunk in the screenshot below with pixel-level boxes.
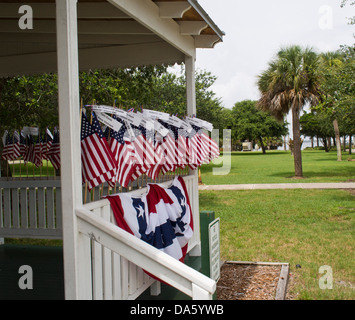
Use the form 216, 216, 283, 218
322, 137, 329, 152
292, 107, 303, 177
333, 119, 342, 161
350, 136, 353, 155
259, 137, 266, 154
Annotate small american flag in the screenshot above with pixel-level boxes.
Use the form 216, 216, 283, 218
157, 120, 185, 175
143, 127, 164, 180
129, 125, 157, 182
41, 128, 53, 161
200, 131, 220, 163
1, 131, 21, 161
33, 134, 43, 168
19, 131, 26, 157
81, 112, 116, 191
47, 128, 61, 171
24, 135, 35, 165
108, 116, 137, 188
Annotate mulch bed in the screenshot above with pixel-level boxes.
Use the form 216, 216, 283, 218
217, 263, 295, 300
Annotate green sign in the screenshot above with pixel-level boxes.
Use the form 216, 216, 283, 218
209, 218, 221, 282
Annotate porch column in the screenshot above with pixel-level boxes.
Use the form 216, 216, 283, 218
185, 54, 201, 256
56, 0, 83, 300
186, 55, 196, 117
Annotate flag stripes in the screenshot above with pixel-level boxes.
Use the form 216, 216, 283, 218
1, 110, 220, 191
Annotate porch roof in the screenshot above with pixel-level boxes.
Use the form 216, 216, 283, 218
0, 0, 224, 77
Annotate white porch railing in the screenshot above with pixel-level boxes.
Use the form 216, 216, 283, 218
0, 179, 62, 239
75, 175, 214, 300
76, 206, 215, 300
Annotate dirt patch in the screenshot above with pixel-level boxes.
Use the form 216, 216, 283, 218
217, 263, 296, 300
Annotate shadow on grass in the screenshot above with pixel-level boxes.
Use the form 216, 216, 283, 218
269, 168, 355, 179
229, 151, 289, 157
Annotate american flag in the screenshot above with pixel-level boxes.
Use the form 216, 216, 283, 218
169, 122, 187, 169
47, 128, 61, 171
200, 131, 220, 163
157, 120, 185, 175
108, 116, 137, 188
24, 135, 35, 165
81, 112, 116, 191
190, 124, 219, 164
19, 131, 26, 157
143, 127, 164, 180
129, 125, 158, 182
41, 128, 53, 161
33, 134, 43, 168
160, 133, 178, 175
105, 176, 193, 264
1, 131, 21, 161
190, 125, 209, 166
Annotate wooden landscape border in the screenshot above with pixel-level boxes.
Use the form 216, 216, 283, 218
222, 261, 290, 300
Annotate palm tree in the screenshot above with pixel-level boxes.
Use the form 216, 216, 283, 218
257, 45, 320, 177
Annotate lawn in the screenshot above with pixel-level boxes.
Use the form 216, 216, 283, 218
200, 149, 355, 300
3, 160, 56, 178
200, 189, 355, 300
200, 150, 355, 185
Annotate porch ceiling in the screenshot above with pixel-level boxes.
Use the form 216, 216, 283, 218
0, 0, 224, 77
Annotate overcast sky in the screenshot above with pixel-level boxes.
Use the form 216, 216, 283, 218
195, 0, 355, 110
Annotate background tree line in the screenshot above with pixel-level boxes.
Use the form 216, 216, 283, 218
0, 65, 228, 134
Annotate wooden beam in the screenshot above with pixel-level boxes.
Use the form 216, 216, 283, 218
195, 35, 221, 48
0, 33, 161, 45
0, 3, 130, 19
78, 42, 184, 71
155, 1, 192, 19
107, 0, 195, 58
0, 19, 153, 35
178, 21, 208, 36
275, 264, 290, 300
0, 42, 184, 77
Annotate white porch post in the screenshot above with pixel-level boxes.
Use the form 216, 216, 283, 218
185, 54, 201, 256
185, 55, 196, 117
56, 0, 84, 300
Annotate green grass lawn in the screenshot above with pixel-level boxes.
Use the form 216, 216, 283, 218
3, 160, 56, 178
200, 150, 354, 299
200, 188, 355, 300
201, 150, 355, 185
